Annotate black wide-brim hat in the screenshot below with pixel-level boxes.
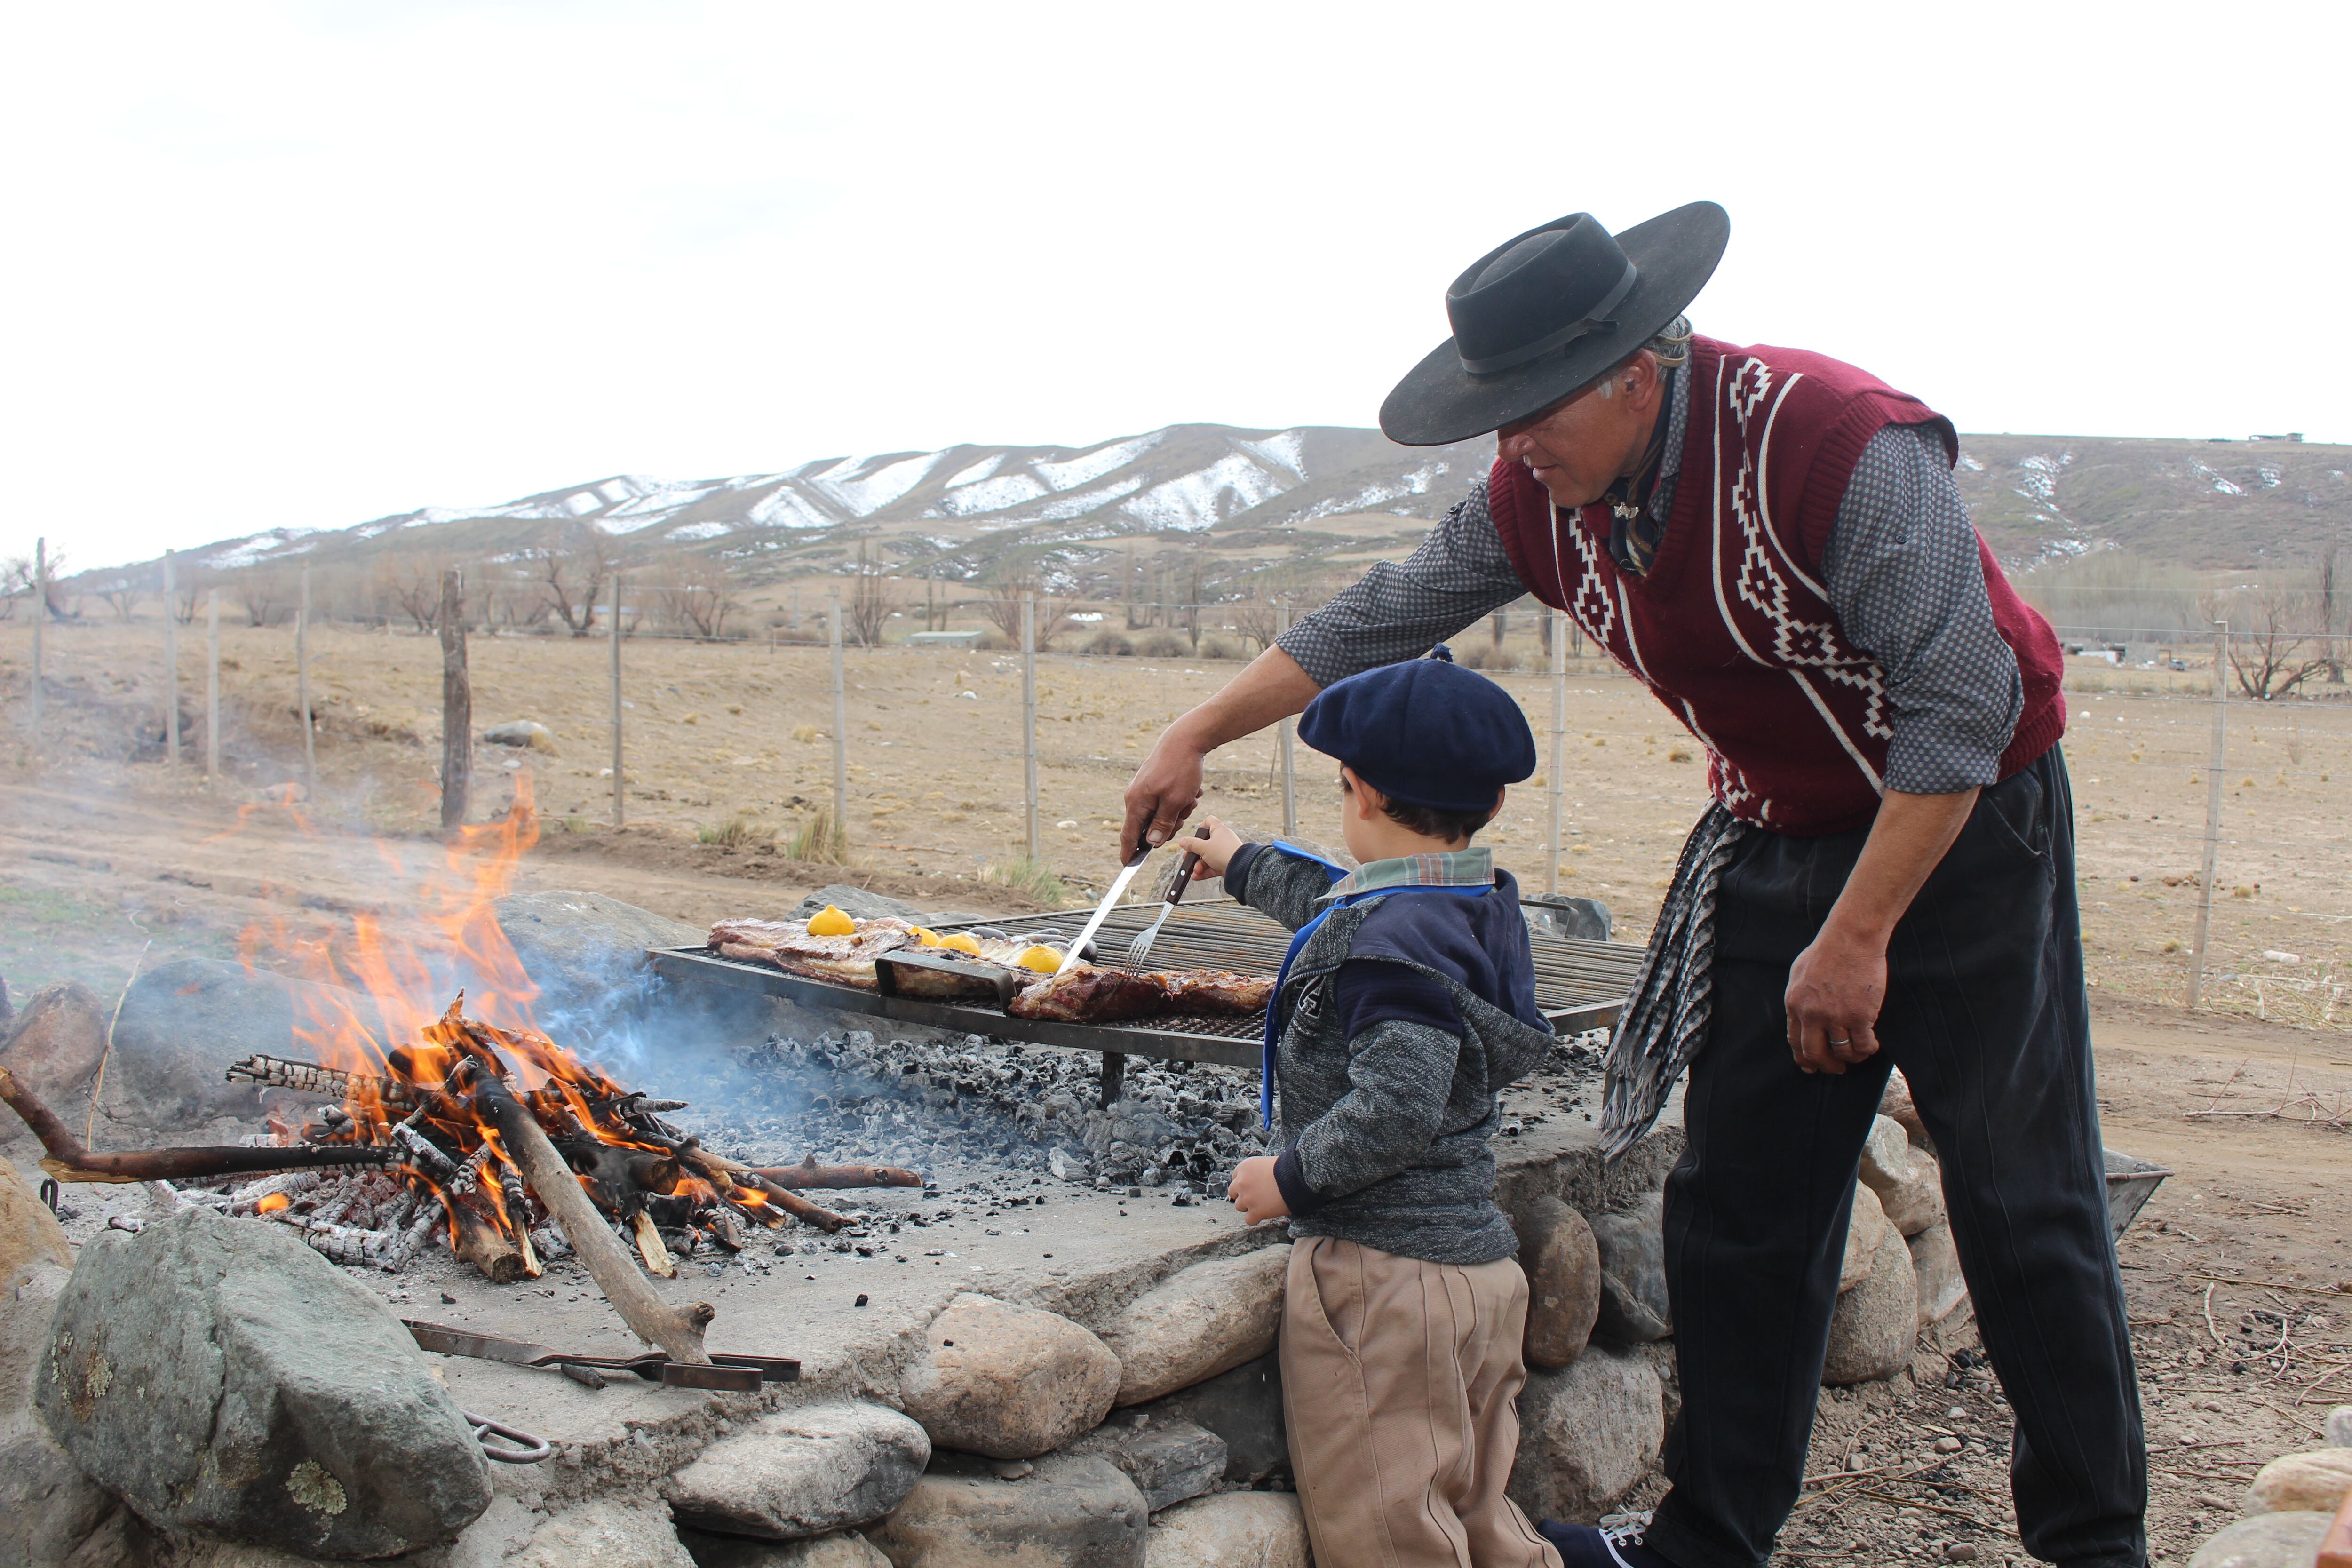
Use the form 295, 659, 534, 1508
1379, 201, 1730, 447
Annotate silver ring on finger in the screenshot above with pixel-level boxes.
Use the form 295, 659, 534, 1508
1827, 1035, 1851, 1047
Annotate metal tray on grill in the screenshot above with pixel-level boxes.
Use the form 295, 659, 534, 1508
649, 900, 1643, 1072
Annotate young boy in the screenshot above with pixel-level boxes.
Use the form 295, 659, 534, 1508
1182, 654, 1565, 1568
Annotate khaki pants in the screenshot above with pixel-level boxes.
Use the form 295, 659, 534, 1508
1281, 1236, 1562, 1568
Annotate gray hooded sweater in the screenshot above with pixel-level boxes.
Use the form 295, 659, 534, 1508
1228, 843, 1556, 1266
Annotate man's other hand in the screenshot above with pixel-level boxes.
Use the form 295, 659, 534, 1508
1784, 923, 1886, 1075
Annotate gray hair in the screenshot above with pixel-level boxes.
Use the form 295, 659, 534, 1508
1592, 315, 1694, 398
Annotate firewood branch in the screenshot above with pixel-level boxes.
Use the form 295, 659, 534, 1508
472, 1075, 713, 1364
0, 1065, 394, 1185
750, 1158, 925, 1191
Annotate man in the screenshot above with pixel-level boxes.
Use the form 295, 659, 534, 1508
1121, 203, 2145, 1568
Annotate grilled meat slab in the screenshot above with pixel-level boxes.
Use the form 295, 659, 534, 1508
1008, 965, 1274, 1022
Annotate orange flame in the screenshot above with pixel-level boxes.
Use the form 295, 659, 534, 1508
256, 1192, 291, 1215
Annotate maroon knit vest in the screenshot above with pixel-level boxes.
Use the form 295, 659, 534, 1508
1489, 336, 2066, 835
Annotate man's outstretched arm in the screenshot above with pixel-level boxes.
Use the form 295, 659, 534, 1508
1120, 646, 1321, 853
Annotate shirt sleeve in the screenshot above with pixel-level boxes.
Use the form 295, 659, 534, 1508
1275, 475, 1530, 687
1822, 424, 2024, 795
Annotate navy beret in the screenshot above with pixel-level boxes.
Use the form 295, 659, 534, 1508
1298, 656, 1538, 812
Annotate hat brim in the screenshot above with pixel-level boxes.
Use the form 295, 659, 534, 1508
1377, 201, 1730, 447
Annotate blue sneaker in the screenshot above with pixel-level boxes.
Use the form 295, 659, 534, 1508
1537, 1518, 1678, 1568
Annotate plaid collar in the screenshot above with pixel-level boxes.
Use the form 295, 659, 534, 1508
1317, 845, 1494, 903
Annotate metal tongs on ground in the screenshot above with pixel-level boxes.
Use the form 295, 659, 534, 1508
403, 1320, 799, 1394
1122, 825, 1213, 973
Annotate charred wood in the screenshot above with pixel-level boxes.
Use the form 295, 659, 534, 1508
0, 1064, 395, 1184
449, 1198, 527, 1285
472, 1075, 713, 1364
749, 1157, 925, 1191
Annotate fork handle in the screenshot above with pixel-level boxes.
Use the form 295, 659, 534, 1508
1160, 824, 1213, 903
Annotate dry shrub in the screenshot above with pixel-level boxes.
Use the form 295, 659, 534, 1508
791, 805, 849, 863
1084, 631, 1135, 656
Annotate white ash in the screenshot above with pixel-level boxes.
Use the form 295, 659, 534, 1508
667, 1028, 1275, 1192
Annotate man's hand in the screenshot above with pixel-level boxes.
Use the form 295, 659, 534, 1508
1785, 921, 1887, 1074
1226, 1155, 1290, 1224
1782, 787, 1979, 1075
1122, 730, 1207, 857
1117, 646, 1322, 861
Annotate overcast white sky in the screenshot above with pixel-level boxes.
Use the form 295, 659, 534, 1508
4, 0, 2344, 572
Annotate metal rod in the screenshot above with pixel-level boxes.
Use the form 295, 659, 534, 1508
163, 549, 179, 764
828, 591, 849, 852
1277, 604, 1296, 840
28, 538, 42, 740
205, 587, 221, 778
610, 573, 624, 828
1548, 608, 1568, 896
1022, 595, 1039, 862
297, 565, 317, 800
2187, 621, 2228, 1010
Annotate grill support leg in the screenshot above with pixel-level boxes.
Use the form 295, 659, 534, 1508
1099, 1052, 1126, 1109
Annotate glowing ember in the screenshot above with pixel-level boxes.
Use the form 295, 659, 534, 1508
255, 1192, 290, 1215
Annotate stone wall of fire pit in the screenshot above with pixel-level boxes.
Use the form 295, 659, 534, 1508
0, 888, 1735, 1568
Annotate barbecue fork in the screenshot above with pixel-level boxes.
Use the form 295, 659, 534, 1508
1122, 825, 1213, 973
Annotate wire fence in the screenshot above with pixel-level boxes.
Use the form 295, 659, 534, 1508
11, 598, 2352, 1031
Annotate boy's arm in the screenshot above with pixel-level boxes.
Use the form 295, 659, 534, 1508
1274, 1014, 1464, 1216
1183, 818, 1341, 933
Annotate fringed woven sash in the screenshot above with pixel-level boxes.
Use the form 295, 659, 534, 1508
1598, 804, 1747, 1161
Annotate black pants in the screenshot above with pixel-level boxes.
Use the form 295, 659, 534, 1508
1645, 749, 2145, 1568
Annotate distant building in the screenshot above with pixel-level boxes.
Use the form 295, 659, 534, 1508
2249, 432, 2305, 442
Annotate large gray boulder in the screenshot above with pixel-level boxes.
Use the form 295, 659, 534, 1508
898, 1293, 1122, 1460
103, 960, 386, 1132
1907, 1221, 1969, 1327
512, 1501, 697, 1568
1822, 1223, 1920, 1385
1858, 1115, 1944, 1238
1068, 1416, 1227, 1512
1509, 1345, 1666, 1525
1518, 1196, 1602, 1371
1128, 1350, 1287, 1485
870, 1452, 1147, 1568
1101, 1246, 1286, 1406
1589, 1193, 1671, 1344
2244, 1446, 2352, 1514
1841, 1184, 1896, 1294
0, 983, 110, 1149
2186, 1511, 2335, 1568
664, 1401, 930, 1541
1143, 1491, 1309, 1568
0, 1159, 73, 1287
792, 886, 930, 922
34, 1208, 491, 1559
3, 1258, 117, 1568
680, 1530, 892, 1568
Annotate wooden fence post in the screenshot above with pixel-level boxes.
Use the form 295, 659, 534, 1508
163, 550, 180, 764
610, 574, 624, 828
1277, 604, 1296, 840
28, 538, 43, 741
297, 565, 317, 799
828, 591, 849, 854
2187, 621, 2228, 1009
1022, 595, 1040, 862
206, 588, 221, 779
438, 568, 470, 834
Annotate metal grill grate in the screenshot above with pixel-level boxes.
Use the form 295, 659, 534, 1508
650, 897, 1641, 1072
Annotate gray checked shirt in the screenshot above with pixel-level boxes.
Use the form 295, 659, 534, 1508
1278, 366, 2025, 796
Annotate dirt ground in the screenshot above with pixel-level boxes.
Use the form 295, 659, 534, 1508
3, 617, 2349, 1564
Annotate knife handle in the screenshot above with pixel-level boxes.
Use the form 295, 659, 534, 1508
1160, 825, 1213, 903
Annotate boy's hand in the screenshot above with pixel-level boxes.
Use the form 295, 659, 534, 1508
1185, 816, 1248, 880
1225, 1155, 1290, 1223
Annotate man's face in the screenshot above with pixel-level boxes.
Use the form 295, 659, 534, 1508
1494, 356, 1661, 509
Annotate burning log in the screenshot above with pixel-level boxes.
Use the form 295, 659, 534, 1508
749, 1157, 926, 1191
471, 1074, 714, 1366
449, 1199, 528, 1285
0, 1065, 394, 1185
227, 1054, 419, 1110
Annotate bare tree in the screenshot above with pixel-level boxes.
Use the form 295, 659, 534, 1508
375, 553, 447, 632
526, 523, 613, 637
846, 542, 891, 646
2321, 544, 2343, 684
654, 563, 735, 639
93, 575, 143, 622
1231, 595, 1279, 654
982, 569, 1033, 642
238, 571, 286, 627
2201, 582, 2328, 700
0, 556, 30, 621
